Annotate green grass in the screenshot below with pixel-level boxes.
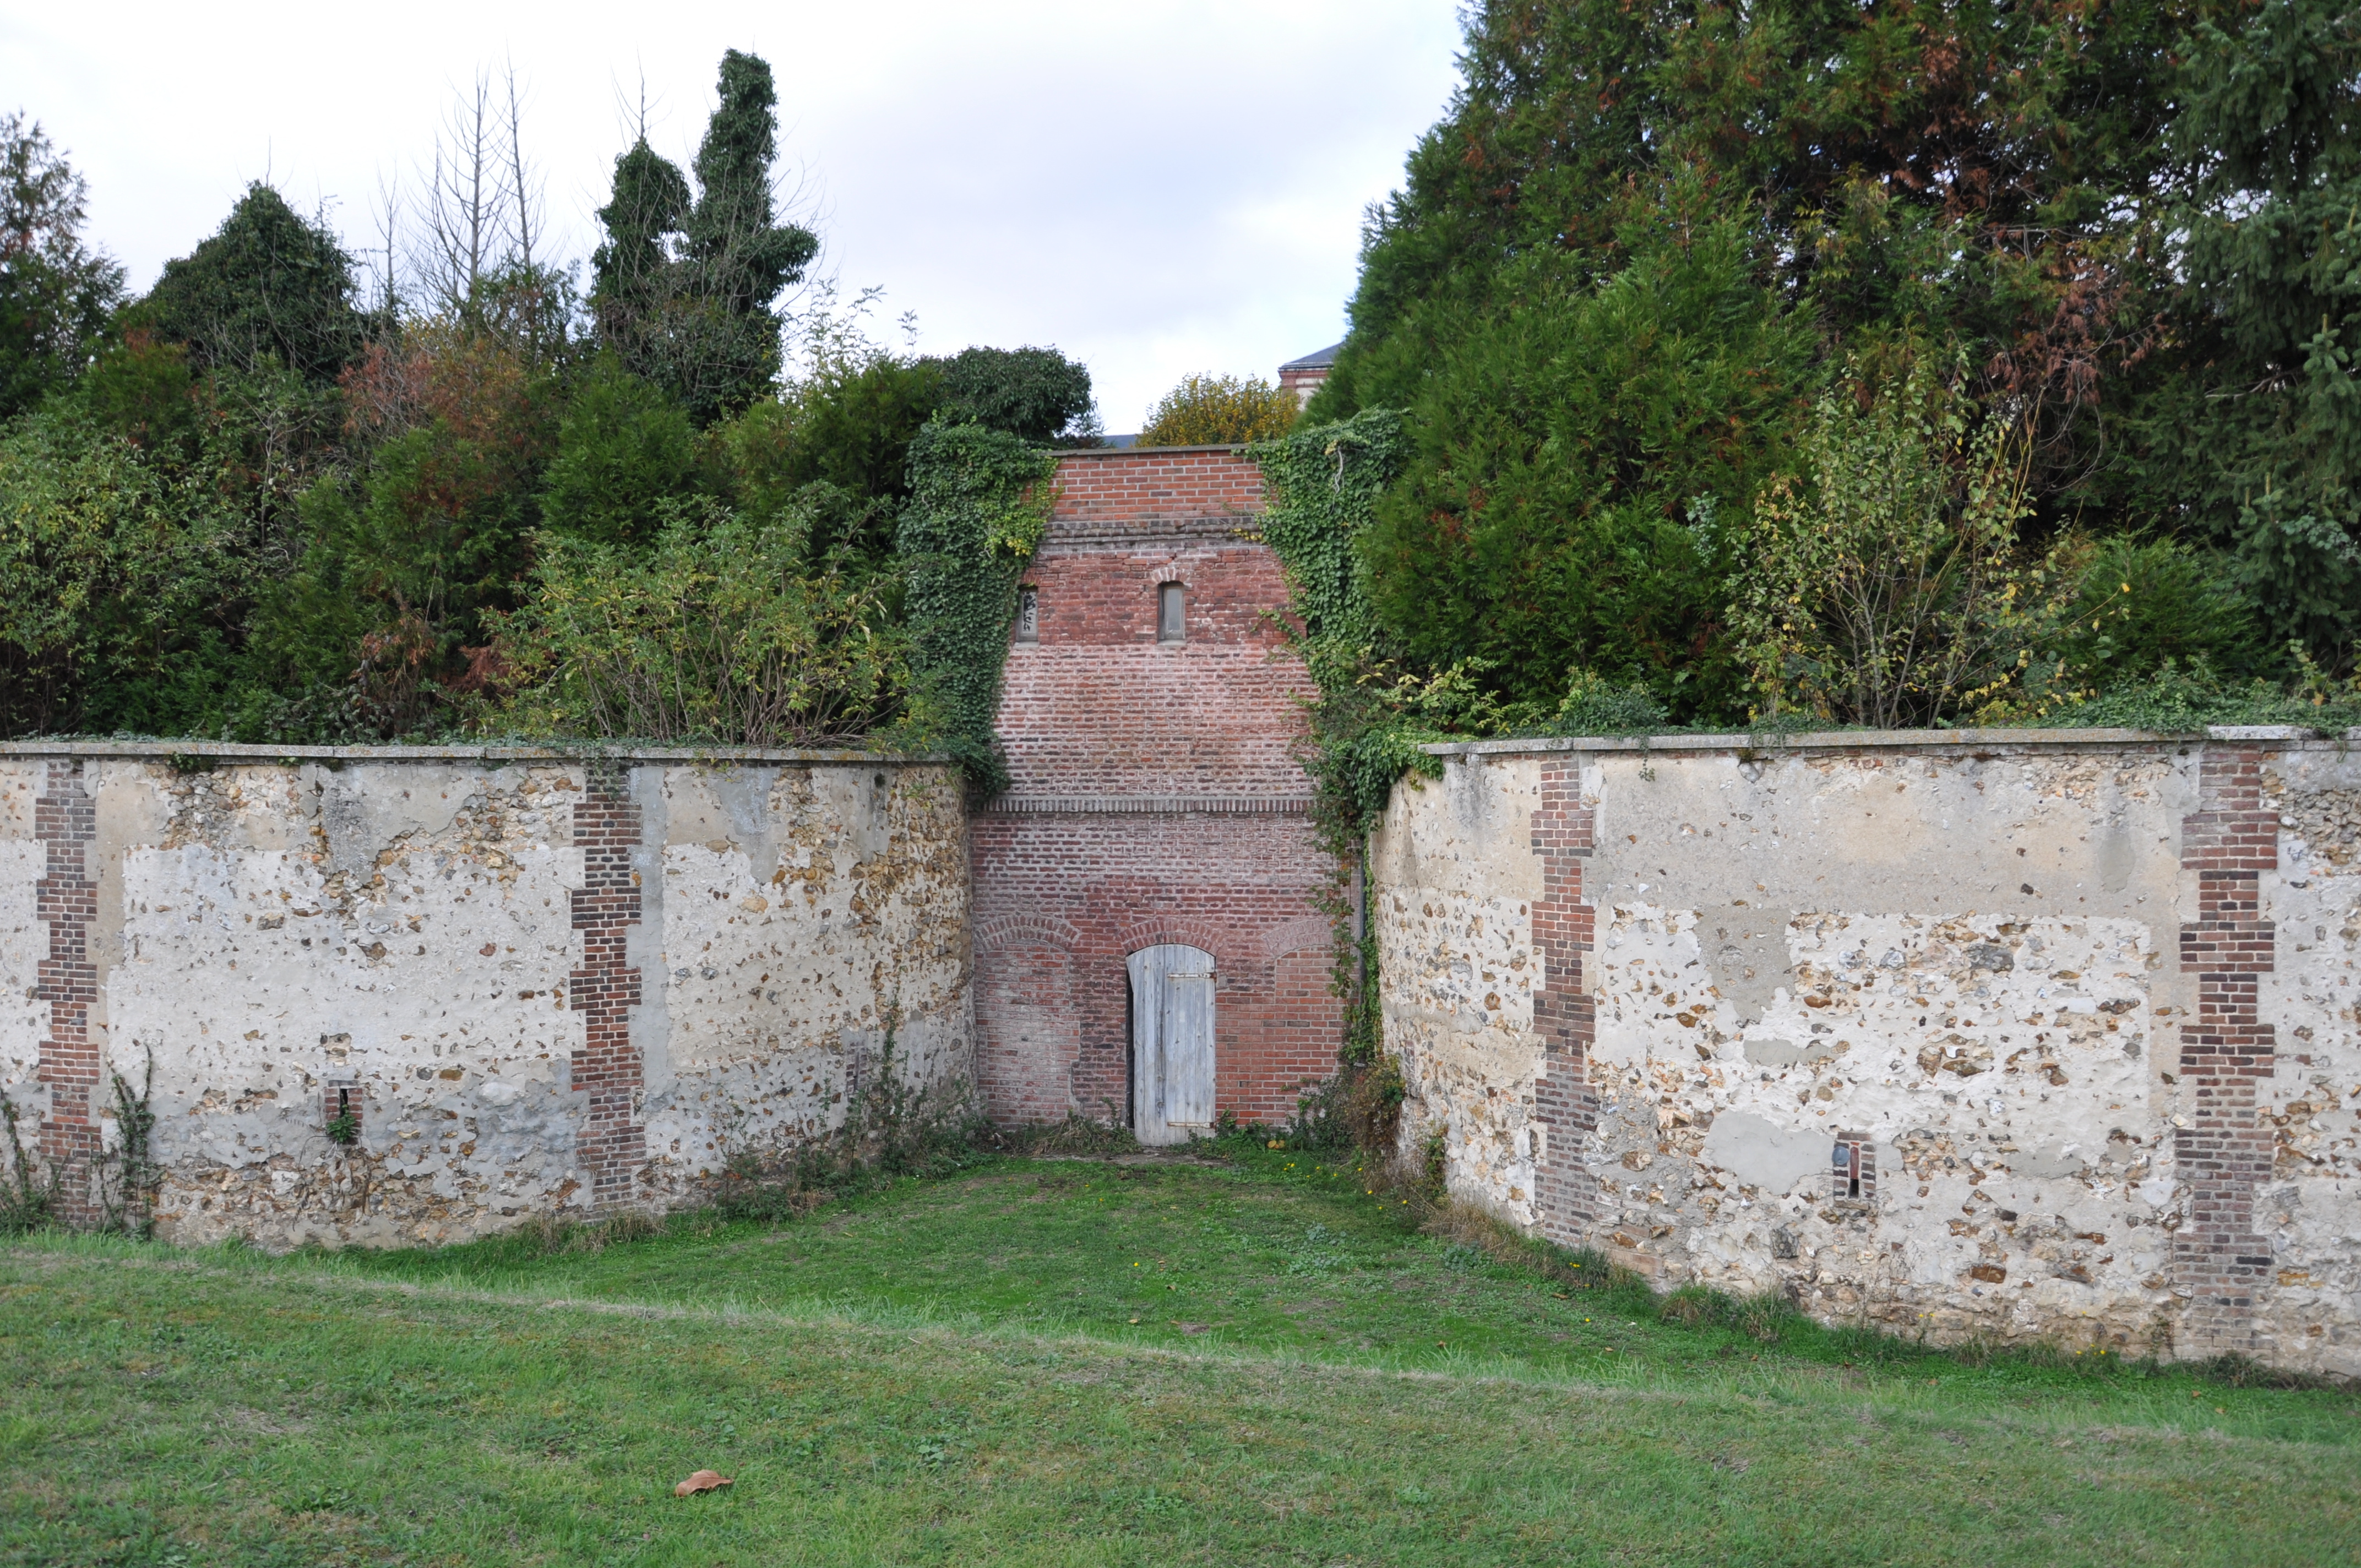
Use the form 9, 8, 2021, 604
2, 1148, 2354, 1566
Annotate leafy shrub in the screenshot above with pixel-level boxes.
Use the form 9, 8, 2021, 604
2053, 536, 2268, 688
538, 356, 699, 547
1729, 352, 2054, 728
1549, 669, 1668, 734
481, 497, 907, 745
0, 411, 238, 736
933, 346, 1097, 445
2047, 657, 2361, 733
1139, 373, 1296, 446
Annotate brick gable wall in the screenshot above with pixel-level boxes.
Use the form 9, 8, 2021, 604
973, 447, 1343, 1127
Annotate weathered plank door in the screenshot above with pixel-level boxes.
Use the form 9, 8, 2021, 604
1128, 944, 1215, 1145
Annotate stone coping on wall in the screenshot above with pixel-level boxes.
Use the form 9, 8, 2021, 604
0, 740, 950, 765
1424, 725, 2361, 758
1054, 443, 1251, 458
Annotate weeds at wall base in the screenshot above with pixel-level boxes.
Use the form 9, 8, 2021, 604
702, 1023, 999, 1226
0, 1091, 59, 1235
98, 1049, 161, 1240
0, 1054, 159, 1239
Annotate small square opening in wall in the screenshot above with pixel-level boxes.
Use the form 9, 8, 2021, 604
325, 1083, 362, 1147
1016, 586, 1039, 643
1832, 1136, 1875, 1200
1157, 581, 1185, 643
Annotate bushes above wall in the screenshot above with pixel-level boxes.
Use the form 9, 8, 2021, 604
1310, 0, 2361, 734
0, 78, 1092, 772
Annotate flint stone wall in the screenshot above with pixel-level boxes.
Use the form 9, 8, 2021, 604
1372, 727, 2361, 1375
0, 744, 971, 1248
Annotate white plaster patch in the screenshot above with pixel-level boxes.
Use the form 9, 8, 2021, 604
0, 838, 43, 1103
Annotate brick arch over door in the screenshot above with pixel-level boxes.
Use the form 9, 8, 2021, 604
973, 918, 1082, 1126
974, 913, 1085, 955
1114, 917, 1234, 965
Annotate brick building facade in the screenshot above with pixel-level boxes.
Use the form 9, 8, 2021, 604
970, 444, 1343, 1135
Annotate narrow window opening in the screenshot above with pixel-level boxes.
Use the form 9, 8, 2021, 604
1015, 586, 1039, 643
1157, 581, 1185, 643
1832, 1138, 1873, 1200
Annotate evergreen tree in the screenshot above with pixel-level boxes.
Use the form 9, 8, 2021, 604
139, 184, 368, 382
589, 138, 690, 384
0, 115, 124, 419
590, 50, 817, 424
539, 355, 698, 547
682, 50, 818, 416
2148, 0, 2361, 655
1316, 0, 2204, 717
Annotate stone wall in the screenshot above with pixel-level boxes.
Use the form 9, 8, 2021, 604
1370, 728, 2361, 1375
0, 745, 971, 1248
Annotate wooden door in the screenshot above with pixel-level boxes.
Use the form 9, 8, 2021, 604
1128, 944, 1215, 1145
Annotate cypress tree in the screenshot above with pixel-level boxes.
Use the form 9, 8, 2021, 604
140, 184, 367, 383
590, 50, 817, 424
590, 138, 692, 372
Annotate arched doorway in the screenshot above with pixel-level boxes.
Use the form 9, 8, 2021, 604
1127, 944, 1214, 1145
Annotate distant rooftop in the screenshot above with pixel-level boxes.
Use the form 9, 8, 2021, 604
1279, 341, 1343, 373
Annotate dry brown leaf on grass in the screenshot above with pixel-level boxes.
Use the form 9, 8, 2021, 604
674, 1469, 733, 1496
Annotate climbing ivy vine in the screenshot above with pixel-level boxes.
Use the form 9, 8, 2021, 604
1249, 410, 1408, 1065
896, 420, 1054, 793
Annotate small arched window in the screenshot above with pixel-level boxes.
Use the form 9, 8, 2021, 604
1015, 586, 1039, 643
1157, 581, 1185, 643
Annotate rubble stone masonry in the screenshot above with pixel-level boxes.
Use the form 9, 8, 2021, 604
0, 747, 970, 1248
1373, 728, 2361, 1375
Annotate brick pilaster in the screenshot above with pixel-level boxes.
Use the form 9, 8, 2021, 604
1530, 761, 1599, 1244
34, 760, 100, 1223
569, 766, 645, 1208
2172, 745, 2278, 1357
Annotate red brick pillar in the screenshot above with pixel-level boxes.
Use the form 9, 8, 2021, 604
569, 766, 646, 1209
34, 760, 100, 1224
2172, 744, 2279, 1357
1530, 759, 1600, 1245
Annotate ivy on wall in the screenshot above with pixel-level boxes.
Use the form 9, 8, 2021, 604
895, 420, 1054, 793
1248, 410, 1407, 1065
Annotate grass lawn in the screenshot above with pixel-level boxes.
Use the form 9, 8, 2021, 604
2, 1147, 2354, 1566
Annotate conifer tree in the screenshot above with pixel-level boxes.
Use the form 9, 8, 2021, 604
590, 50, 817, 423
2150, 0, 2361, 654
0, 114, 123, 418
140, 184, 367, 383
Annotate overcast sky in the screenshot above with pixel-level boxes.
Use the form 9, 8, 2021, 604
1, 1, 1462, 429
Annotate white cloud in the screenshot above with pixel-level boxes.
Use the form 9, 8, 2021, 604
0, 0, 1461, 427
